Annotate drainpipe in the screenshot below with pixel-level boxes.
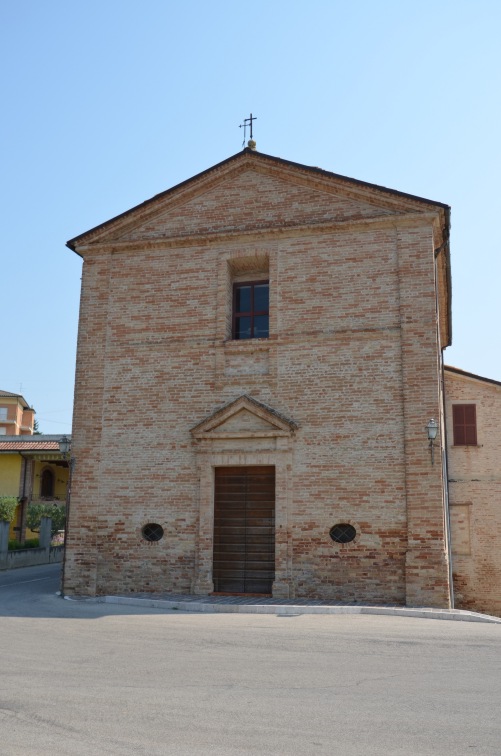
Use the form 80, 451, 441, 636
440, 355, 454, 608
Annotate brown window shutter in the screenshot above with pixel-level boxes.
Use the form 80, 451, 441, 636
453, 404, 477, 446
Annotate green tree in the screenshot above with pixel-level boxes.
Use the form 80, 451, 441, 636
0, 496, 18, 523
26, 503, 66, 536
33, 419, 42, 435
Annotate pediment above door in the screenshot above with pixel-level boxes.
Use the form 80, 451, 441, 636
191, 395, 298, 440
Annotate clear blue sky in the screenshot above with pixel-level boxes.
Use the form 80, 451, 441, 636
1, 1, 500, 434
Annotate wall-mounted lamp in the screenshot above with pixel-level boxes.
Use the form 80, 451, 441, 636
426, 419, 439, 465
59, 435, 75, 474
59, 435, 71, 457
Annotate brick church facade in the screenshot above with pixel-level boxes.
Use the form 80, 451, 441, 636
64, 147, 454, 607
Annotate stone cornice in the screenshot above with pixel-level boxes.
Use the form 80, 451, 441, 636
77, 210, 441, 257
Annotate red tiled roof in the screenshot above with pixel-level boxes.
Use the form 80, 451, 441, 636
0, 441, 60, 451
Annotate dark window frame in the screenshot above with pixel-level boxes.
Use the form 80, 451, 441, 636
232, 279, 269, 340
452, 404, 477, 446
141, 523, 164, 542
329, 523, 357, 544
40, 467, 55, 498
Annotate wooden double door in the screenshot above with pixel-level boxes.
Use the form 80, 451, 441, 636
213, 466, 275, 594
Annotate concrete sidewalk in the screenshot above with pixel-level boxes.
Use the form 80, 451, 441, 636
71, 591, 501, 624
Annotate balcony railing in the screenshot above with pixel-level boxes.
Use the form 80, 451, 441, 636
29, 496, 64, 504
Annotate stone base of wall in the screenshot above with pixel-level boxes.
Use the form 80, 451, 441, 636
0, 545, 64, 570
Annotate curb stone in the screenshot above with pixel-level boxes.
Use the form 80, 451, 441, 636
64, 594, 501, 624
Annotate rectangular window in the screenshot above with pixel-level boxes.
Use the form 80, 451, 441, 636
233, 281, 269, 339
452, 404, 477, 446
0, 408, 7, 421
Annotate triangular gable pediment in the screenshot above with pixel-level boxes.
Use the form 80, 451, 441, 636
115, 168, 396, 243
68, 150, 448, 251
191, 395, 298, 439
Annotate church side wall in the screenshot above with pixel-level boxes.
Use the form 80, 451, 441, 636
395, 226, 450, 607
63, 251, 112, 596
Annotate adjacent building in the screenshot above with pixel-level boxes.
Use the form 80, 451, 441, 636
445, 366, 501, 617
0, 435, 71, 540
0, 390, 35, 436
0, 390, 70, 540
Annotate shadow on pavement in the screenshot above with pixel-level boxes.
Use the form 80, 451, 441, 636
0, 563, 189, 620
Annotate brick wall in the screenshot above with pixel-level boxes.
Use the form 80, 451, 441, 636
445, 367, 501, 617
64, 152, 451, 606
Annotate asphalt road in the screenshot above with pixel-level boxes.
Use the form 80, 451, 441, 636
1, 564, 500, 755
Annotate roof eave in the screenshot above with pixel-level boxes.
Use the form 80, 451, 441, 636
444, 365, 501, 388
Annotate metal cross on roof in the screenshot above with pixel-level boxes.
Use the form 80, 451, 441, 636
239, 113, 257, 146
